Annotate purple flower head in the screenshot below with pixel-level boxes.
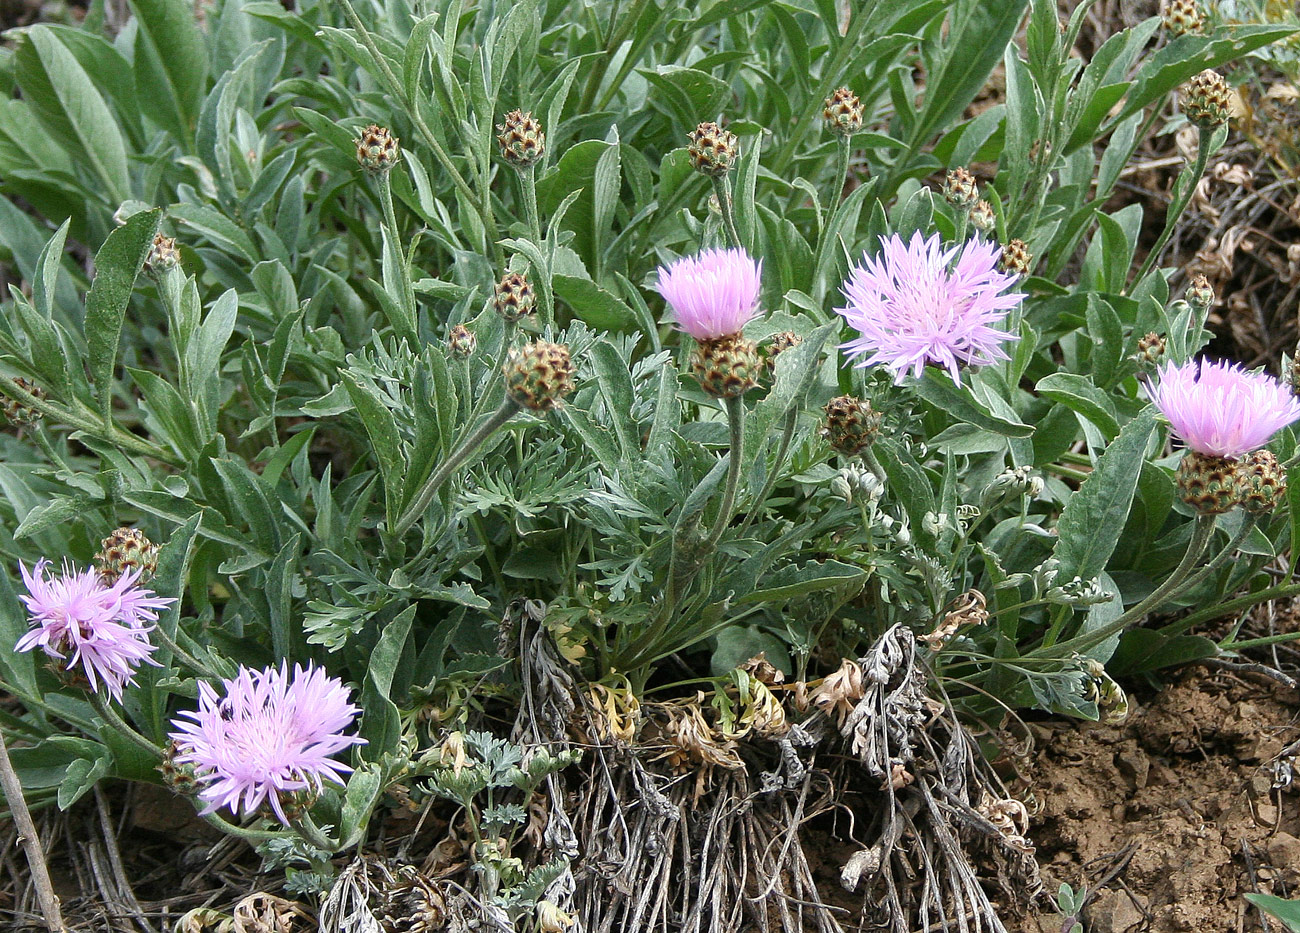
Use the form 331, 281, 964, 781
656, 247, 762, 341
836, 232, 1024, 384
1149, 358, 1300, 458
169, 663, 365, 824
15, 560, 172, 701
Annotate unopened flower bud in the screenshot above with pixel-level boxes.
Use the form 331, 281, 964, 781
1181, 70, 1232, 130
496, 110, 545, 168
1236, 448, 1286, 513
505, 340, 574, 411
158, 741, 199, 796
1186, 273, 1214, 311
763, 331, 802, 376
831, 474, 854, 503
822, 87, 863, 137
1135, 332, 1166, 377
942, 167, 979, 212
448, 324, 476, 359
1176, 450, 1240, 514
96, 527, 160, 584
1, 377, 45, 426
144, 234, 180, 277
970, 199, 996, 234
691, 334, 760, 398
822, 395, 882, 456
356, 124, 400, 173
687, 121, 739, 177
1161, 0, 1204, 36
493, 270, 536, 323
1000, 239, 1032, 276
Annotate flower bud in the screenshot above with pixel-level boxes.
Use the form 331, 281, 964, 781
1176, 450, 1240, 514
970, 199, 996, 234
355, 124, 400, 173
496, 110, 545, 169
1, 377, 45, 426
1181, 70, 1233, 130
505, 341, 575, 411
942, 167, 979, 212
1236, 448, 1286, 513
821, 395, 882, 456
1186, 273, 1214, 312
822, 87, 863, 137
1000, 239, 1032, 276
691, 334, 760, 398
763, 331, 802, 376
1161, 0, 1204, 36
143, 233, 180, 278
493, 270, 536, 323
96, 527, 160, 584
448, 324, 476, 359
687, 121, 739, 178
158, 740, 199, 796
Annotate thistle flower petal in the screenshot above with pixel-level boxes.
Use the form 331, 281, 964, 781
656, 248, 762, 341
1149, 358, 1300, 458
169, 663, 365, 824
836, 232, 1023, 384
14, 559, 171, 701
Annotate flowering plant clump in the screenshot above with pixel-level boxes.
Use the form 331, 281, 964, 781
1, 0, 1298, 929
169, 664, 364, 825
1149, 358, 1300, 458
656, 247, 763, 340
15, 560, 172, 701
837, 232, 1023, 383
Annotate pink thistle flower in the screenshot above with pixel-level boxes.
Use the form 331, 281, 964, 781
1149, 358, 1300, 458
169, 663, 365, 824
15, 560, 172, 701
836, 232, 1024, 384
656, 247, 763, 341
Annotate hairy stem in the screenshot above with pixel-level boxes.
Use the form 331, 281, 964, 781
712, 175, 743, 249
393, 399, 521, 537
89, 693, 163, 760
377, 174, 420, 345
702, 395, 746, 555
1127, 126, 1213, 291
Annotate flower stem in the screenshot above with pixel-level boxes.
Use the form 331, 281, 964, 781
701, 395, 745, 555
0, 733, 66, 932
89, 693, 163, 760
1041, 513, 1217, 659
711, 175, 743, 249
150, 623, 219, 680
1128, 126, 1213, 291
201, 811, 284, 843
518, 166, 553, 327
377, 174, 420, 345
393, 399, 521, 537
293, 809, 340, 853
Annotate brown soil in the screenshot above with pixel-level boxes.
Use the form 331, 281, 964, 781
1015, 670, 1300, 933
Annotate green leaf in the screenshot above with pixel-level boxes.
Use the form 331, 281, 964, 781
915, 369, 1033, 436
1052, 407, 1156, 582
86, 209, 160, 417
736, 560, 867, 604
589, 340, 638, 459
1109, 629, 1218, 676
552, 274, 637, 331
1245, 894, 1300, 932
57, 755, 110, 809
360, 605, 416, 761
341, 372, 405, 530
128, 0, 208, 145
1036, 372, 1120, 438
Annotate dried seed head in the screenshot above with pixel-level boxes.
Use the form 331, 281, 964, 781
96, 527, 160, 585
970, 199, 996, 234
687, 121, 739, 177
356, 124, 400, 173
1, 377, 45, 426
822, 87, 864, 137
1181, 70, 1233, 130
1161, 0, 1205, 36
378, 868, 448, 933
822, 395, 882, 456
448, 324, 476, 359
1000, 239, 1032, 276
1186, 273, 1214, 311
942, 167, 980, 212
504, 340, 574, 411
1176, 450, 1240, 514
496, 110, 545, 168
144, 233, 180, 277
1236, 448, 1286, 513
493, 270, 536, 323
690, 333, 760, 398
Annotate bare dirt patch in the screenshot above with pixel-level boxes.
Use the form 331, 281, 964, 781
1016, 670, 1300, 933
